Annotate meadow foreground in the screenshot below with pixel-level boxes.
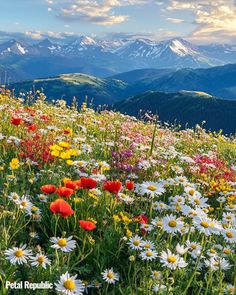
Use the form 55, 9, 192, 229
0, 89, 236, 295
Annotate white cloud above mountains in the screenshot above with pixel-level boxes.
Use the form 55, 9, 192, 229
47, 0, 150, 25
167, 0, 236, 43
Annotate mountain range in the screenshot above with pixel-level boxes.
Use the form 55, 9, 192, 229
2, 36, 236, 82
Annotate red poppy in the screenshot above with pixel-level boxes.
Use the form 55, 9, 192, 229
56, 186, 74, 198
50, 199, 74, 217
80, 177, 98, 189
27, 124, 37, 132
103, 180, 122, 194
134, 213, 149, 224
41, 184, 57, 194
11, 117, 23, 126
64, 179, 80, 190
125, 180, 134, 190
79, 220, 96, 231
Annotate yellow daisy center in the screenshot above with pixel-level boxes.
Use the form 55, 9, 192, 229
223, 249, 231, 254
37, 256, 45, 264
168, 220, 177, 227
146, 251, 153, 257
194, 199, 201, 205
58, 239, 67, 247
200, 221, 209, 228
147, 185, 157, 191
63, 279, 75, 290
191, 244, 197, 250
189, 189, 195, 196
167, 256, 177, 263
153, 271, 159, 278
144, 244, 151, 249
107, 272, 114, 279
15, 250, 24, 257
210, 249, 216, 254
226, 231, 233, 238
133, 240, 140, 246
21, 201, 27, 207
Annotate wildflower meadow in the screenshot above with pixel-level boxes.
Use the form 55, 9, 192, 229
0, 88, 236, 295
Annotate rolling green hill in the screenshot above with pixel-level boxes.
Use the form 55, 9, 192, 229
110, 64, 236, 100
10, 73, 129, 105
114, 90, 236, 134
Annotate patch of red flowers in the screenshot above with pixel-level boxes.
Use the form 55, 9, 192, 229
79, 220, 96, 231
80, 177, 98, 189
50, 199, 74, 217
11, 117, 23, 126
41, 184, 57, 194
103, 180, 122, 194
20, 137, 55, 166
57, 186, 74, 198
64, 179, 81, 190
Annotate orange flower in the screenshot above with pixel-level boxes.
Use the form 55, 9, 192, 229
41, 184, 57, 194
50, 199, 74, 217
103, 180, 122, 194
80, 177, 98, 189
79, 220, 96, 231
56, 186, 74, 198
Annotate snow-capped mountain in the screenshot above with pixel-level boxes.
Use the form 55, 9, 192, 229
34, 38, 62, 55
1, 36, 236, 81
0, 39, 34, 56
114, 38, 224, 68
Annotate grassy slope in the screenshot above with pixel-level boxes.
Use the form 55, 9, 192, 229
114, 90, 236, 134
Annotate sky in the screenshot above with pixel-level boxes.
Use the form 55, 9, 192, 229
0, 0, 236, 44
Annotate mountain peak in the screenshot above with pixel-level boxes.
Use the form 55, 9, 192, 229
38, 38, 53, 47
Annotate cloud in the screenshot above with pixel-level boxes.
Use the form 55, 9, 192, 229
168, 0, 236, 43
47, 0, 149, 25
167, 17, 184, 24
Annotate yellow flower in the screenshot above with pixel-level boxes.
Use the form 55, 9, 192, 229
10, 158, 20, 170
60, 151, 71, 159
49, 144, 63, 151
113, 214, 120, 222
66, 160, 74, 166
58, 141, 70, 148
51, 150, 60, 157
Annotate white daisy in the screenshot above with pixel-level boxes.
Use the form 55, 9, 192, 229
160, 249, 188, 270
117, 193, 134, 204
162, 214, 184, 234
50, 236, 76, 252
127, 235, 143, 250
150, 270, 162, 280
152, 283, 166, 293
222, 228, 236, 243
55, 271, 85, 295
186, 240, 202, 258
30, 254, 51, 269
140, 223, 154, 232
136, 181, 165, 198
176, 243, 188, 255
8, 192, 20, 203
38, 194, 48, 203
141, 240, 155, 250
205, 257, 232, 271
140, 249, 158, 261
5, 245, 32, 265
16, 196, 33, 211
101, 268, 119, 284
